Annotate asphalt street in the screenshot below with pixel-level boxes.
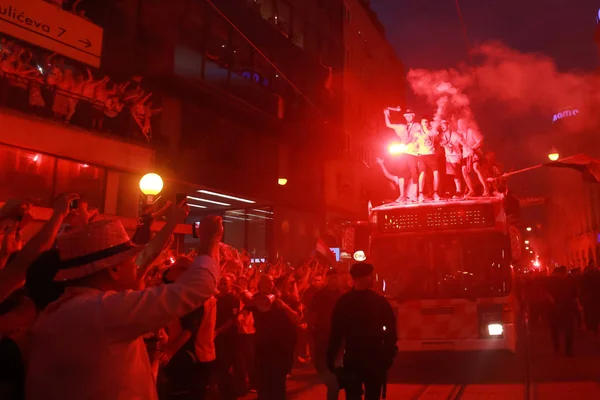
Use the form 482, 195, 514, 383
241, 319, 600, 399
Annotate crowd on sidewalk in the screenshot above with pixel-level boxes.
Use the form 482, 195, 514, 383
0, 195, 397, 400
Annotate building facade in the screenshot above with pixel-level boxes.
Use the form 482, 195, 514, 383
324, 0, 405, 220
544, 103, 600, 268
0, 0, 356, 262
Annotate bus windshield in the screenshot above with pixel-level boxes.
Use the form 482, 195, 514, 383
371, 231, 512, 300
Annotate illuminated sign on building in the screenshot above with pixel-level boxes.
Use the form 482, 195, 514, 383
0, 0, 103, 67
552, 109, 579, 123
597, 8, 600, 24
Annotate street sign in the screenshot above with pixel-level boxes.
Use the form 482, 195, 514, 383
0, 0, 103, 67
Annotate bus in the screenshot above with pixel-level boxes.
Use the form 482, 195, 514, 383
368, 197, 518, 353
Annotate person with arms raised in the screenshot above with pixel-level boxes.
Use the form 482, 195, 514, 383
26, 205, 223, 400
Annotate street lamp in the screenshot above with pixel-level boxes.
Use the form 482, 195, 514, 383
548, 152, 559, 162
139, 173, 164, 204
524, 240, 530, 244
526, 227, 532, 232
278, 178, 288, 186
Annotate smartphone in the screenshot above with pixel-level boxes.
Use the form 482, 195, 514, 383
192, 221, 200, 238
70, 199, 79, 210
176, 193, 187, 205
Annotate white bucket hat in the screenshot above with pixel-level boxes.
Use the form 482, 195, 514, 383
53, 220, 143, 282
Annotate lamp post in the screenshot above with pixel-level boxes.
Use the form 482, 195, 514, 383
139, 173, 164, 204
548, 152, 560, 162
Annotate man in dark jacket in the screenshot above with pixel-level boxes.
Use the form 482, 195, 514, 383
327, 263, 397, 400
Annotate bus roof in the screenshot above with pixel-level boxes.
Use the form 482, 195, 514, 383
372, 197, 504, 212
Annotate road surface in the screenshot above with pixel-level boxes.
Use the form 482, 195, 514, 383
240, 320, 600, 399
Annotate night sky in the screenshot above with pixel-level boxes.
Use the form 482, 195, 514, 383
371, 0, 599, 198
372, 0, 599, 73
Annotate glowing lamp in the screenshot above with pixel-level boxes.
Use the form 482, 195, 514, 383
533, 260, 540, 268
548, 152, 559, 162
278, 178, 288, 186
526, 227, 532, 232
388, 143, 408, 155
139, 173, 164, 205
353, 250, 367, 262
524, 240, 529, 244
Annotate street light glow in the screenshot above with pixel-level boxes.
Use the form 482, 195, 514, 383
524, 240, 530, 244
526, 227, 532, 232
548, 152, 559, 162
139, 173, 164, 196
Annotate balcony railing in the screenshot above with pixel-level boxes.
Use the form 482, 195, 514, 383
0, 71, 156, 143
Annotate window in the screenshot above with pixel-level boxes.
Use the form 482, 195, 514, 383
304, 24, 319, 55
248, 0, 274, 21
230, 30, 253, 79
252, 53, 275, 90
205, 15, 231, 66
179, 1, 205, 50
55, 160, 106, 210
343, 2, 351, 24
205, 14, 231, 88
344, 132, 351, 153
292, 13, 305, 49
273, 0, 292, 37
0, 145, 54, 206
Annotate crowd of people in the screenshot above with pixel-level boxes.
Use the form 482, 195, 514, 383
378, 107, 504, 203
0, 196, 397, 400
0, 36, 161, 141
520, 263, 600, 357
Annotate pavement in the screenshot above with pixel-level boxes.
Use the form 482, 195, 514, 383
240, 320, 600, 399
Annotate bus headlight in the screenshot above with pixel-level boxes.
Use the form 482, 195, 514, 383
487, 323, 503, 336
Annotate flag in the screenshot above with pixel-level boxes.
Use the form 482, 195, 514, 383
315, 238, 336, 266
545, 154, 600, 183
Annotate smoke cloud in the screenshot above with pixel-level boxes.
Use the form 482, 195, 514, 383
406, 42, 600, 135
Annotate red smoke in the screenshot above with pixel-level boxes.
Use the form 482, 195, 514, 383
407, 42, 600, 134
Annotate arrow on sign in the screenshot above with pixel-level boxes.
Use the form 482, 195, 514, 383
78, 39, 92, 48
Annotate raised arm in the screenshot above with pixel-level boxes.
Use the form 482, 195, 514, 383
383, 108, 402, 130
0, 194, 77, 303
151, 201, 172, 219
135, 201, 187, 276
100, 216, 223, 342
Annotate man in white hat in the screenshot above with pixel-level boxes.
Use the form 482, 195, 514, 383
26, 203, 222, 400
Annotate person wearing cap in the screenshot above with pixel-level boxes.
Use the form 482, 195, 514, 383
26, 206, 223, 400
415, 116, 441, 201
439, 118, 464, 198
327, 263, 397, 400
383, 107, 420, 202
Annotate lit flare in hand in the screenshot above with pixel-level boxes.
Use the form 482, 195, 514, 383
388, 143, 408, 155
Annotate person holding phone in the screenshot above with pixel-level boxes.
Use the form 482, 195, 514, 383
132, 201, 172, 245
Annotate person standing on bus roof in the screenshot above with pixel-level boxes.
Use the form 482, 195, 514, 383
416, 117, 441, 201
327, 263, 397, 400
456, 119, 490, 197
439, 119, 463, 198
384, 107, 420, 202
